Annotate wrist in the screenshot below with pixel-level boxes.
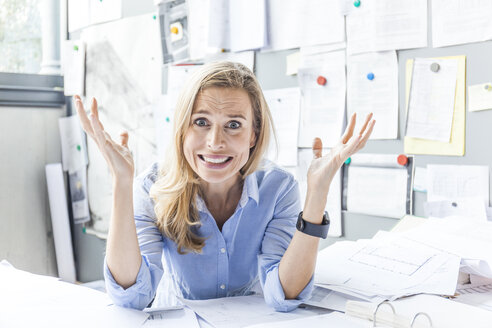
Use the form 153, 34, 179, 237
303, 193, 327, 224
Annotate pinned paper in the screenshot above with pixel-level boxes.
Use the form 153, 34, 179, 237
468, 83, 492, 112
286, 51, 300, 76
404, 56, 466, 156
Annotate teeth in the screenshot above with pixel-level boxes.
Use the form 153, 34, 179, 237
202, 156, 229, 164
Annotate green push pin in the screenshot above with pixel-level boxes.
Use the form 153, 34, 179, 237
76, 144, 81, 151
73, 45, 79, 51
165, 117, 170, 123
344, 157, 351, 165
354, 0, 361, 7
153, 15, 156, 20
82, 226, 86, 234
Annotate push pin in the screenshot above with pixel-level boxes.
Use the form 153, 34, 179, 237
397, 154, 408, 166
170, 26, 179, 34
430, 62, 440, 73
73, 45, 79, 51
367, 72, 375, 81
317, 76, 327, 86
354, 0, 361, 7
484, 84, 492, 91
345, 157, 351, 165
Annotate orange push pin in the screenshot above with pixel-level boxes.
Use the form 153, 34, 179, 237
317, 76, 327, 86
171, 26, 179, 34
397, 154, 408, 166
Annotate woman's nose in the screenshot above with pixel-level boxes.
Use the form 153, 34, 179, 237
207, 125, 225, 150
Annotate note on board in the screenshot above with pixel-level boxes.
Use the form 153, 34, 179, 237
404, 56, 466, 156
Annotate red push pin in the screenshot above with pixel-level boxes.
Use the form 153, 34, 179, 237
317, 75, 327, 86
397, 154, 408, 166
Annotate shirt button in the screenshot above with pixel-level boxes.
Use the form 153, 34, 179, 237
220, 248, 226, 253
220, 284, 225, 290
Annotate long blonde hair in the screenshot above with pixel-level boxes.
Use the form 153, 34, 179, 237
149, 62, 274, 254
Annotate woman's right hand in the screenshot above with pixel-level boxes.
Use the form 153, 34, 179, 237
74, 95, 134, 182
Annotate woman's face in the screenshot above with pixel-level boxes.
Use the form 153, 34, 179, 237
183, 87, 256, 184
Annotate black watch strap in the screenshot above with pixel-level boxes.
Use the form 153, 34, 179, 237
296, 211, 330, 239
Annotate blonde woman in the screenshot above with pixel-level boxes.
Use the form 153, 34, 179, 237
75, 62, 375, 312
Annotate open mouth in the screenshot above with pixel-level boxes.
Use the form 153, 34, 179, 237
198, 155, 233, 165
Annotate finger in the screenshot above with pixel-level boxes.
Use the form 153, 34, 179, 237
341, 113, 357, 144
74, 96, 95, 137
90, 97, 99, 120
120, 131, 129, 148
358, 112, 373, 136
356, 119, 376, 151
312, 137, 323, 159
89, 112, 108, 148
341, 134, 361, 159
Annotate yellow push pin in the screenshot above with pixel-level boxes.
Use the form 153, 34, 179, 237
170, 26, 179, 34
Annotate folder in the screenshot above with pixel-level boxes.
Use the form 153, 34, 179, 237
345, 294, 492, 328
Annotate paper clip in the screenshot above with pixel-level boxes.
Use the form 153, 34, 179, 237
372, 301, 396, 327
411, 312, 433, 327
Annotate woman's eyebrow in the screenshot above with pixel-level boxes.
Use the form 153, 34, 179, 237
193, 109, 247, 120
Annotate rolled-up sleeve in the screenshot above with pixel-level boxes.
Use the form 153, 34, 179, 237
103, 165, 165, 310
258, 176, 314, 312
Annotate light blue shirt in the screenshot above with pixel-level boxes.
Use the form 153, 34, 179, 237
104, 161, 314, 312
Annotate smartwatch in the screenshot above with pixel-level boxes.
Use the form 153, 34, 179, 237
296, 211, 330, 238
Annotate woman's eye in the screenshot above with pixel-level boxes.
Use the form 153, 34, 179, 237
194, 119, 207, 127
228, 121, 241, 129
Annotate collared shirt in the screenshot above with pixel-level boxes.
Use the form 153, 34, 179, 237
104, 161, 314, 312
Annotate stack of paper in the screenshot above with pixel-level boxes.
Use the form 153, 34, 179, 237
314, 231, 461, 301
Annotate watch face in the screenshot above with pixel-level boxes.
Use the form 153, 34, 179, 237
296, 217, 304, 231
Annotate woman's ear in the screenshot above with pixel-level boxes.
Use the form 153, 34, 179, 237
250, 132, 257, 148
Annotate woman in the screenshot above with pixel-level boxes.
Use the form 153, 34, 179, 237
75, 62, 375, 312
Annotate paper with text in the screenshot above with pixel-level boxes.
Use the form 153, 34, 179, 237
406, 58, 458, 142
347, 51, 398, 139
468, 82, 492, 112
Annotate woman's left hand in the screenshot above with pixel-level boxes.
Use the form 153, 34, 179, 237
306, 112, 375, 209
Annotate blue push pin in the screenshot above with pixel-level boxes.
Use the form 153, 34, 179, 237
345, 157, 351, 165
367, 72, 375, 81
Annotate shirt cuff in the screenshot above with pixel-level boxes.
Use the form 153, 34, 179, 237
103, 256, 155, 310
262, 265, 314, 312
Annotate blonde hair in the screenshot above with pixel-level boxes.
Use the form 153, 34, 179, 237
149, 62, 274, 254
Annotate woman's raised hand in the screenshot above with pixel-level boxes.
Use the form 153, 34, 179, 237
307, 113, 375, 200
74, 95, 134, 182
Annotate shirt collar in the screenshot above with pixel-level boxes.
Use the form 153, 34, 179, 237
195, 172, 259, 213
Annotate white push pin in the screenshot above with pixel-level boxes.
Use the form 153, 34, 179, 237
430, 62, 440, 73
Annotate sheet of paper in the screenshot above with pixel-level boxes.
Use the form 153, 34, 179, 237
432, 0, 492, 48
403, 217, 492, 278
297, 50, 346, 148
143, 307, 200, 327
230, 0, 266, 52
45, 164, 77, 283
347, 166, 408, 219
167, 64, 202, 109
300, 42, 346, 59
315, 233, 461, 299
182, 295, 328, 328
205, 51, 255, 71
413, 166, 427, 192
286, 51, 300, 76
58, 115, 88, 173
68, 0, 90, 32
426, 164, 489, 205
187, 0, 211, 60
406, 58, 458, 142
0, 261, 149, 327
346, 0, 427, 55
89, 0, 122, 25
208, 0, 230, 49
468, 82, 492, 112
304, 286, 365, 312
263, 88, 300, 167
455, 283, 492, 312
265, 0, 344, 51
296, 149, 342, 237
404, 56, 466, 156
347, 51, 398, 140
69, 168, 90, 223
424, 198, 487, 221
62, 40, 85, 96
247, 312, 370, 328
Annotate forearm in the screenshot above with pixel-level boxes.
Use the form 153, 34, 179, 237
106, 178, 142, 289
278, 193, 326, 299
